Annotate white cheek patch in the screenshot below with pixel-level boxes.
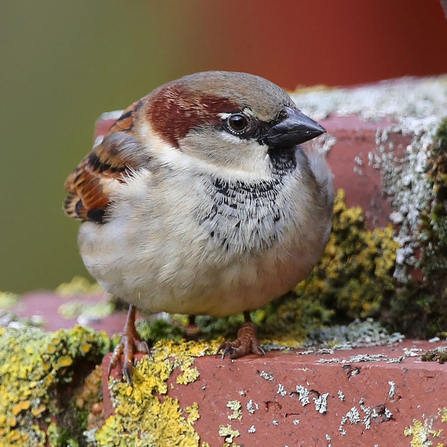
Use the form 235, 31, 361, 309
218, 131, 245, 145
140, 120, 273, 182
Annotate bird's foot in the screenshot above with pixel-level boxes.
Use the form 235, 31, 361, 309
107, 305, 150, 386
217, 321, 265, 359
184, 314, 201, 340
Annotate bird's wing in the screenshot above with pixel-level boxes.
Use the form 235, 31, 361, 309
64, 100, 149, 223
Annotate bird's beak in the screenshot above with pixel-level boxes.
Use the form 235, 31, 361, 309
264, 107, 326, 148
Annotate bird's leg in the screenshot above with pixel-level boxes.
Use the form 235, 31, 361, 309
184, 314, 201, 339
217, 311, 265, 359
107, 304, 150, 386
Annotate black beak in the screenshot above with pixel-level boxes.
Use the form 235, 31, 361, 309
264, 107, 326, 148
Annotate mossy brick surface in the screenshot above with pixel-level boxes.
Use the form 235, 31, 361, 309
4, 75, 447, 446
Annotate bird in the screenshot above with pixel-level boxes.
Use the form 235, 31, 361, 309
64, 71, 334, 384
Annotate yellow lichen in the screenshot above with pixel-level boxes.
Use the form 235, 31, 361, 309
177, 365, 200, 385
95, 338, 222, 447
55, 276, 104, 296
58, 300, 115, 321
0, 325, 111, 447
31, 405, 46, 417
295, 189, 399, 320
405, 416, 446, 447
226, 400, 242, 421
12, 400, 30, 416
404, 420, 429, 446
218, 424, 240, 443
186, 402, 200, 424
58, 355, 73, 367
0, 291, 19, 309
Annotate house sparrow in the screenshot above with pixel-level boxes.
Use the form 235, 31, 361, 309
64, 71, 334, 384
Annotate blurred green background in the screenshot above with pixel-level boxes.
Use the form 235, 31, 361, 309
1, 0, 447, 293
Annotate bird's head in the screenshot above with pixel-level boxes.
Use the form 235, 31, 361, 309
141, 71, 325, 178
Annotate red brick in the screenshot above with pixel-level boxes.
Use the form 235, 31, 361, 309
103, 340, 447, 446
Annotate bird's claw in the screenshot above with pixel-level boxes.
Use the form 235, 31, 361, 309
216, 322, 265, 359
107, 305, 151, 386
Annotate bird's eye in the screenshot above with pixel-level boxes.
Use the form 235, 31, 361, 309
227, 114, 249, 133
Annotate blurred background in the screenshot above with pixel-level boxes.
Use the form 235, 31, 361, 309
1, 0, 447, 293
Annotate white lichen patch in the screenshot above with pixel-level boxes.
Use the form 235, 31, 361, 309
292, 76, 447, 122
311, 133, 337, 156
359, 399, 375, 430
339, 406, 361, 436
259, 370, 274, 381
314, 393, 329, 414
293, 419, 300, 425
307, 319, 404, 351
248, 425, 256, 434
316, 348, 335, 355
295, 385, 310, 406
429, 337, 441, 343
346, 353, 387, 363
374, 116, 441, 282
338, 390, 345, 401
277, 383, 287, 397
384, 407, 393, 420
317, 353, 387, 364
246, 399, 259, 414
386, 356, 405, 363
404, 347, 424, 357
388, 381, 396, 399
387, 346, 425, 363
227, 400, 242, 421
273, 420, 279, 426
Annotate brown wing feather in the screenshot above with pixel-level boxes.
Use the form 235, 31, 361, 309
64, 99, 148, 223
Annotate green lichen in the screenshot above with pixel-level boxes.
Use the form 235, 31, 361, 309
421, 346, 447, 364
0, 325, 111, 447
47, 422, 79, 447
136, 317, 187, 345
